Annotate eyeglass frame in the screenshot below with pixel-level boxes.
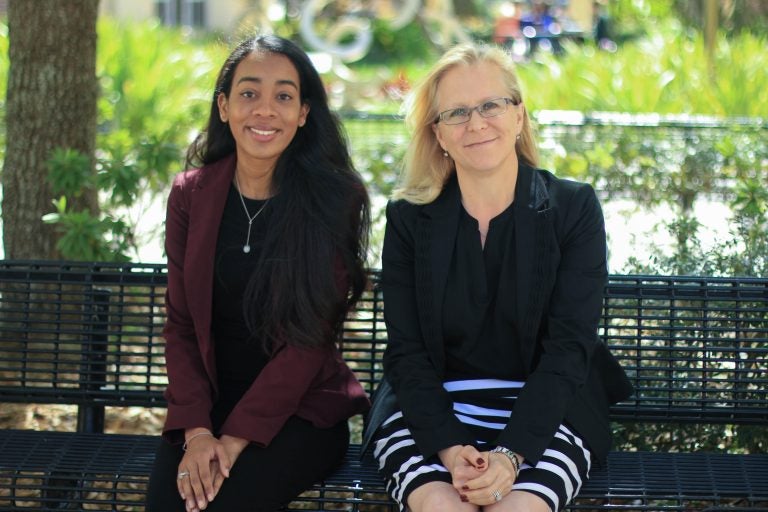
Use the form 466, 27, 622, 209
434, 97, 520, 125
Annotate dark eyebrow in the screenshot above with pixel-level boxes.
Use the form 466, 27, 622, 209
236, 76, 299, 90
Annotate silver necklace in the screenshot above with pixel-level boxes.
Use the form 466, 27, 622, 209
234, 173, 270, 254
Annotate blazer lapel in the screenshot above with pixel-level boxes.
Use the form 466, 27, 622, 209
415, 177, 461, 374
184, 155, 236, 381
514, 166, 553, 371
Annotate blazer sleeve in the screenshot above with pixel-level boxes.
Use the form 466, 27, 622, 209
162, 172, 215, 442
218, 343, 341, 446
494, 182, 608, 464
382, 200, 476, 458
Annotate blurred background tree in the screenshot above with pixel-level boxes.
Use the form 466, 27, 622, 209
674, 0, 768, 34
1, 0, 99, 259
609, 0, 768, 39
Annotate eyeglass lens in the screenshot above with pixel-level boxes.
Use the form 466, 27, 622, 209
440, 98, 511, 125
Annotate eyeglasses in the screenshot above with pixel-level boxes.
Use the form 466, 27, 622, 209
436, 97, 519, 125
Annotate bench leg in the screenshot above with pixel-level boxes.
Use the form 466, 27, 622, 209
41, 474, 84, 510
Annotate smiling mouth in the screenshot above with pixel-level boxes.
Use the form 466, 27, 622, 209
466, 139, 495, 148
249, 128, 277, 136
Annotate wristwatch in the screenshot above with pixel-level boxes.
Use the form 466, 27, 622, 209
490, 446, 521, 476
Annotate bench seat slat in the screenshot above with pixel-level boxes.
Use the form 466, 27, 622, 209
1, 430, 766, 511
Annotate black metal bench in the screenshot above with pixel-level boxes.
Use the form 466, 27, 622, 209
0, 260, 766, 511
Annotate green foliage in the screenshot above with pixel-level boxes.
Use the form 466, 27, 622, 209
344, 115, 407, 262
96, 17, 224, 190
355, 142, 401, 200
548, 125, 719, 209
590, 123, 768, 278
349, 18, 768, 117
606, 0, 768, 40
46, 148, 92, 198
43, 196, 132, 262
45, 148, 133, 261
609, 0, 679, 41
536, 118, 767, 279
517, 25, 768, 117
40, 18, 228, 261
623, 173, 768, 278
710, 34, 768, 116
97, 19, 222, 143
364, 19, 438, 65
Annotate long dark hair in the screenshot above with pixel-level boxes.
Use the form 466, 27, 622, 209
188, 35, 370, 351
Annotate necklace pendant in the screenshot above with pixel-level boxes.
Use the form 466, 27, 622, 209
234, 175, 269, 257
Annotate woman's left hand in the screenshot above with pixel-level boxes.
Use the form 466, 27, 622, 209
216, 434, 248, 482
459, 449, 517, 505
210, 435, 248, 493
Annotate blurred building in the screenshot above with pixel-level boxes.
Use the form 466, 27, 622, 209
99, 0, 253, 31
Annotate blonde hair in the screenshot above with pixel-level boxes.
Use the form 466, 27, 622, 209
393, 42, 539, 204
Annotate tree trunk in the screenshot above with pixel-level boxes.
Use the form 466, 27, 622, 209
2, 0, 100, 259
704, 0, 718, 81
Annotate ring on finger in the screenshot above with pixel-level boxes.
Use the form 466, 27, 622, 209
492, 489, 502, 502
177, 470, 190, 480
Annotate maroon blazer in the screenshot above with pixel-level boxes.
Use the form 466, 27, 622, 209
161, 154, 370, 445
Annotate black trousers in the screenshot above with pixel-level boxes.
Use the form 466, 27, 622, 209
146, 416, 349, 512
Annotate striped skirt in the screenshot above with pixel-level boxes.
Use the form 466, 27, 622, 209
372, 379, 591, 512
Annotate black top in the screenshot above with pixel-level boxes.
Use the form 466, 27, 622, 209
443, 202, 524, 380
210, 184, 272, 426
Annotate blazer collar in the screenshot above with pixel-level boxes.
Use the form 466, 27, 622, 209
420, 164, 548, 218
193, 153, 237, 192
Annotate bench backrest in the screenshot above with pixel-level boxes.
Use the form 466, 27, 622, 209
1, 260, 766, 428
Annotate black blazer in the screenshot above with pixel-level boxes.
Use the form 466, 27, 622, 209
366, 165, 633, 466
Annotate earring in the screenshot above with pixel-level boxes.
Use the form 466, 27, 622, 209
516, 134, 521, 140
443, 151, 449, 157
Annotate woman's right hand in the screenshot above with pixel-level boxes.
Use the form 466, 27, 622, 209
176, 428, 233, 511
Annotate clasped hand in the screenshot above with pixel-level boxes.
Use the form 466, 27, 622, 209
441, 444, 518, 505
177, 430, 248, 511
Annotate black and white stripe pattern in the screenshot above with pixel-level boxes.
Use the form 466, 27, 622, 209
373, 379, 591, 511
